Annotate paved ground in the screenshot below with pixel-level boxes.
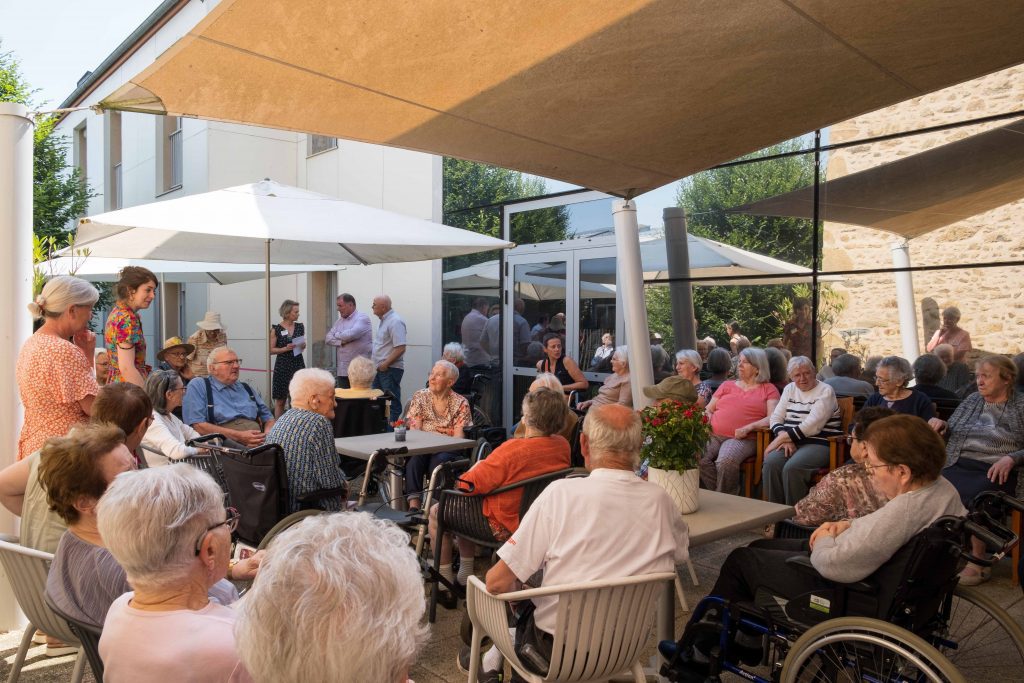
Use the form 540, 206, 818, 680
2, 527, 1021, 682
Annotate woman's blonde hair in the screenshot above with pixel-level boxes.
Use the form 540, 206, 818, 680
28, 276, 99, 321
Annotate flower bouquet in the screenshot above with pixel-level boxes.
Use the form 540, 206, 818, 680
392, 419, 407, 442
640, 399, 710, 513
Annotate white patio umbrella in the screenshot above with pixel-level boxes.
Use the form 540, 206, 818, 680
64, 179, 513, 395
442, 260, 615, 300
37, 255, 342, 285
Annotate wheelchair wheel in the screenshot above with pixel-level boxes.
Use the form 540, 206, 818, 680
781, 617, 965, 683
471, 405, 491, 429
934, 585, 1024, 678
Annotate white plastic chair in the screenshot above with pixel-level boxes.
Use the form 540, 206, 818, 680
0, 536, 87, 683
466, 571, 675, 683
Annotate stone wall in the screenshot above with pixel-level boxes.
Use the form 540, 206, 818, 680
822, 65, 1024, 360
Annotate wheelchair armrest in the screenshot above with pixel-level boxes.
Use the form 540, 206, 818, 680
784, 554, 877, 594
187, 433, 225, 446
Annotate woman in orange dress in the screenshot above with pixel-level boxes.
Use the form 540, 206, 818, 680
16, 276, 101, 460
104, 266, 157, 386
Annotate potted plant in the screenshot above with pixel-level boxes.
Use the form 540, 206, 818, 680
640, 399, 711, 513
393, 419, 407, 442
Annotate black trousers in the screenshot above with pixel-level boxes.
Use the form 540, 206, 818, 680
710, 538, 824, 605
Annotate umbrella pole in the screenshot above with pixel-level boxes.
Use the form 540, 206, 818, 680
266, 239, 272, 402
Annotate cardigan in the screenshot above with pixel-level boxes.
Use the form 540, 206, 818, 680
944, 391, 1024, 499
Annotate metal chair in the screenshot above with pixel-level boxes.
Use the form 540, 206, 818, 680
0, 536, 88, 683
44, 594, 103, 683
466, 572, 675, 683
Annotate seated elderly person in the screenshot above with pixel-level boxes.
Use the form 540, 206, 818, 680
865, 356, 935, 426
141, 369, 202, 466
700, 348, 780, 494
675, 349, 704, 401
792, 407, 894, 526
577, 346, 631, 411
442, 342, 474, 397
481, 404, 689, 679
43, 424, 255, 629
675, 415, 964, 673
266, 368, 347, 513
912, 353, 959, 401
334, 354, 384, 400
97, 466, 254, 683
405, 360, 472, 510
233, 513, 428, 683
936, 355, 1024, 585
513, 373, 578, 442
643, 374, 699, 407
934, 343, 973, 396
430, 388, 570, 591
762, 356, 843, 505
696, 348, 731, 403
764, 346, 790, 395
183, 346, 275, 448
824, 353, 875, 398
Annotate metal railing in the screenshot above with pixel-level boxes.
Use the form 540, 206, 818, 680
169, 128, 183, 188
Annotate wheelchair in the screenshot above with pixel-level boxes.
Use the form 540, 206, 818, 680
660, 491, 1024, 683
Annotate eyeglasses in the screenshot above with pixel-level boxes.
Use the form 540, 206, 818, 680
874, 376, 897, 385
212, 359, 242, 366
843, 434, 857, 446
863, 462, 891, 476
165, 351, 187, 358
193, 507, 240, 555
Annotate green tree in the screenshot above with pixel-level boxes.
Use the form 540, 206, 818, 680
660, 139, 817, 347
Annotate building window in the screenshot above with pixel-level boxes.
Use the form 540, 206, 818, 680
307, 134, 337, 157
157, 115, 183, 194
106, 112, 122, 210
73, 122, 88, 187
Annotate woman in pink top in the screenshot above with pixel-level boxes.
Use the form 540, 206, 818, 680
699, 347, 780, 494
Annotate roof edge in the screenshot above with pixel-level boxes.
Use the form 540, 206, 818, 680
56, 0, 189, 115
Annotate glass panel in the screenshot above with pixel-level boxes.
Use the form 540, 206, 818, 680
509, 197, 616, 245
510, 260, 568, 424
579, 256, 617, 373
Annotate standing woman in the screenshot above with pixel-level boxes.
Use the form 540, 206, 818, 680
17, 276, 101, 460
104, 266, 157, 386
535, 333, 588, 396
271, 299, 306, 417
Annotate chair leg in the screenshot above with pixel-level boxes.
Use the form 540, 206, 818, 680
630, 660, 646, 683
6, 623, 34, 683
69, 651, 86, 683
468, 626, 482, 683
685, 558, 699, 586
674, 575, 689, 614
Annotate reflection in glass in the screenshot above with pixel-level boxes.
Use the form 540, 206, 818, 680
579, 257, 616, 372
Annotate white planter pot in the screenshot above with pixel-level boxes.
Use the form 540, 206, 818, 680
649, 466, 700, 514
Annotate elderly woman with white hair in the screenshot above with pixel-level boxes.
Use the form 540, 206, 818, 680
761, 355, 843, 504
513, 373, 578, 442
17, 275, 101, 460
700, 348, 780, 493
926, 305, 972, 363
404, 359, 473, 510
865, 355, 935, 423
334, 355, 384, 399
577, 346, 631, 411
97, 466, 249, 683
675, 349, 708, 405
442, 341, 474, 396
265, 368, 347, 513
233, 513, 428, 683
141, 369, 203, 466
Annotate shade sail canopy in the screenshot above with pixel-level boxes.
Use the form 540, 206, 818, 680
37, 256, 342, 285
69, 180, 511, 263
732, 119, 1024, 239
95, 1, 1024, 198
525, 235, 835, 285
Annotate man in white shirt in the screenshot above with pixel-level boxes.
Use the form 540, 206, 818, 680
461, 298, 492, 368
371, 295, 407, 426
479, 404, 689, 679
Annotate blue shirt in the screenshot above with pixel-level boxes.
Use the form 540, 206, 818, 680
183, 376, 273, 427
265, 409, 345, 513
373, 309, 407, 370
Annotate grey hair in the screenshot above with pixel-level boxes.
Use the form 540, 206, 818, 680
878, 355, 914, 387
442, 342, 466, 364
831, 353, 863, 379
97, 466, 224, 591
913, 354, 946, 385
289, 368, 335, 404
707, 347, 732, 375
764, 347, 788, 385
346, 356, 376, 388
738, 348, 770, 384
611, 345, 629, 369
521, 387, 568, 436
582, 404, 642, 469
433, 359, 459, 383
675, 349, 702, 371
145, 369, 183, 415
941, 306, 961, 320
234, 513, 428, 683
530, 372, 564, 393
206, 345, 237, 371
279, 299, 299, 318
787, 355, 816, 376
28, 275, 99, 320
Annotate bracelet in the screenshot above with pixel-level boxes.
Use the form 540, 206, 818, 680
228, 559, 239, 579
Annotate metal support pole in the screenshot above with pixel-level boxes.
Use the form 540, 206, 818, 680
664, 207, 697, 350
811, 129, 822, 368
613, 200, 654, 409
0, 102, 34, 629
891, 240, 920, 363
265, 239, 272, 400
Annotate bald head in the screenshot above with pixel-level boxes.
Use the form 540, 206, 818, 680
371, 295, 393, 320
582, 404, 641, 471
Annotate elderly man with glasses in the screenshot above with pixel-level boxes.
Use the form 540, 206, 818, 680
183, 346, 275, 448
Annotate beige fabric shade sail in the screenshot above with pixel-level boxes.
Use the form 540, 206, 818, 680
97, 1, 1024, 198
731, 119, 1024, 239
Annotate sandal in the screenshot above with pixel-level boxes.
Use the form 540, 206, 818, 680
958, 563, 991, 586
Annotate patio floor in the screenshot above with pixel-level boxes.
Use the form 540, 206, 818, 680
1, 526, 1021, 682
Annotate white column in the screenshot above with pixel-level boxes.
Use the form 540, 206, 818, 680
664, 207, 697, 350
0, 102, 35, 629
613, 200, 654, 409
891, 240, 920, 362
